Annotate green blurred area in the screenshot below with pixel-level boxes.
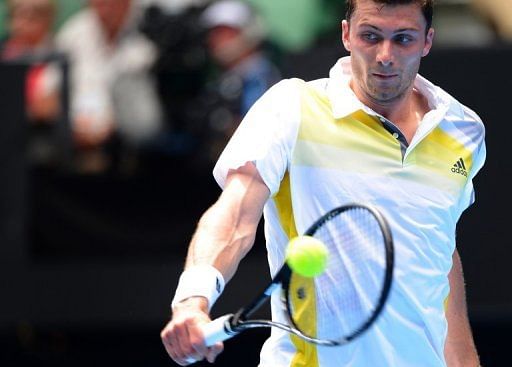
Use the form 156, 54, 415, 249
0, 0, 83, 38
247, 0, 345, 52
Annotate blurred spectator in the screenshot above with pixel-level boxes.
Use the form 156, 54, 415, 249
197, 0, 280, 164
471, 0, 512, 41
55, 0, 163, 173
0, 0, 60, 124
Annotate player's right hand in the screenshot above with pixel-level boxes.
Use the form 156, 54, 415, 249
160, 297, 224, 365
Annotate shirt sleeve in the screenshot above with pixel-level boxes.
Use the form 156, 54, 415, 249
213, 78, 302, 195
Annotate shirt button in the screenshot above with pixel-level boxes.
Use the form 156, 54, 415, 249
392, 132, 399, 139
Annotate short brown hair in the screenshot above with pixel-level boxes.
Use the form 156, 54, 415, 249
345, 0, 434, 31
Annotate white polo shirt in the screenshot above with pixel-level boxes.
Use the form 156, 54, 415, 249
213, 57, 486, 367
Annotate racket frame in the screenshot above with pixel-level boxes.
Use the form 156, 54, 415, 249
204, 203, 394, 347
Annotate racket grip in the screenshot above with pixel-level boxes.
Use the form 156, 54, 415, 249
202, 314, 237, 346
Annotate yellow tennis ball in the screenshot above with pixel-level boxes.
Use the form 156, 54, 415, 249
286, 235, 328, 278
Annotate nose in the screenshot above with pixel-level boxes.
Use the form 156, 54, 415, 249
376, 40, 394, 67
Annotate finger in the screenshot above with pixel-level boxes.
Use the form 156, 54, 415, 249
162, 339, 178, 363
160, 327, 180, 362
170, 333, 200, 366
189, 322, 209, 358
174, 322, 203, 363
161, 324, 196, 366
206, 342, 224, 363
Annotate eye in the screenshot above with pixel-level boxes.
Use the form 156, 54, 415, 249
394, 34, 415, 45
361, 32, 380, 43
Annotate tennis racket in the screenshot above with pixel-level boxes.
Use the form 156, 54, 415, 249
202, 203, 394, 347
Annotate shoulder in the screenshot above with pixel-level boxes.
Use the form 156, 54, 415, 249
419, 74, 485, 141
254, 78, 303, 110
241, 76, 330, 127
306, 78, 330, 92
437, 89, 487, 176
443, 89, 485, 143
267, 77, 304, 94
240, 78, 302, 128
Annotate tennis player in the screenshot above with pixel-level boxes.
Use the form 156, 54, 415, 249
161, 0, 485, 365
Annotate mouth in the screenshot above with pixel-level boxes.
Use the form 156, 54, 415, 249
372, 73, 398, 80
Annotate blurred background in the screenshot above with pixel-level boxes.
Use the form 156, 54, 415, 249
0, 0, 510, 365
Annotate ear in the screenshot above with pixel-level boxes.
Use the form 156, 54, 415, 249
422, 28, 435, 57
341, 20, 351, 52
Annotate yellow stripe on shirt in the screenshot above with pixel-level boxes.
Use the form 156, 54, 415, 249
273, 171, 319, 367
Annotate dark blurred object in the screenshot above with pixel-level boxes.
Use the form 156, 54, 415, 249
0, 55, 72, 170
0, 62, 28, 265
140, 4, 208, 141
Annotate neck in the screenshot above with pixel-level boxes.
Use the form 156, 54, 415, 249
370, 88, 415, 122
351, 81, 430, 143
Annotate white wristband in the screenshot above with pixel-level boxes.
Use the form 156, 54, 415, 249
171, 265, 225, 311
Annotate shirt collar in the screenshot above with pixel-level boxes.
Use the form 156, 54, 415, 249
326, 56, 461, 121
327, 57, 363, 119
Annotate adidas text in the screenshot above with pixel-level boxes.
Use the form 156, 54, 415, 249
451, 167, 467, 177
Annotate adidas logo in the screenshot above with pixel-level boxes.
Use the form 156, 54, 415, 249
451, 158, 467, 177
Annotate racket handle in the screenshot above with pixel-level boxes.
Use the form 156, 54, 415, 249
202, 313, 238, 346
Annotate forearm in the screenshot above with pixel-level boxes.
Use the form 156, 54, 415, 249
445, 318, 480, 367
171, 163, 269, 314
444, 250, 480, 366
183, 161, 269, 284
185, 197, 259, 282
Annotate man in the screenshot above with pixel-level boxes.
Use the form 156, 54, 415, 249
201, 0, 280, 114
56, 0, 163, 172
161, 0, 485, 366
198, 0, 281, 164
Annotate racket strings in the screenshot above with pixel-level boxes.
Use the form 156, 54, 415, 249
291, 207, 387, 341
